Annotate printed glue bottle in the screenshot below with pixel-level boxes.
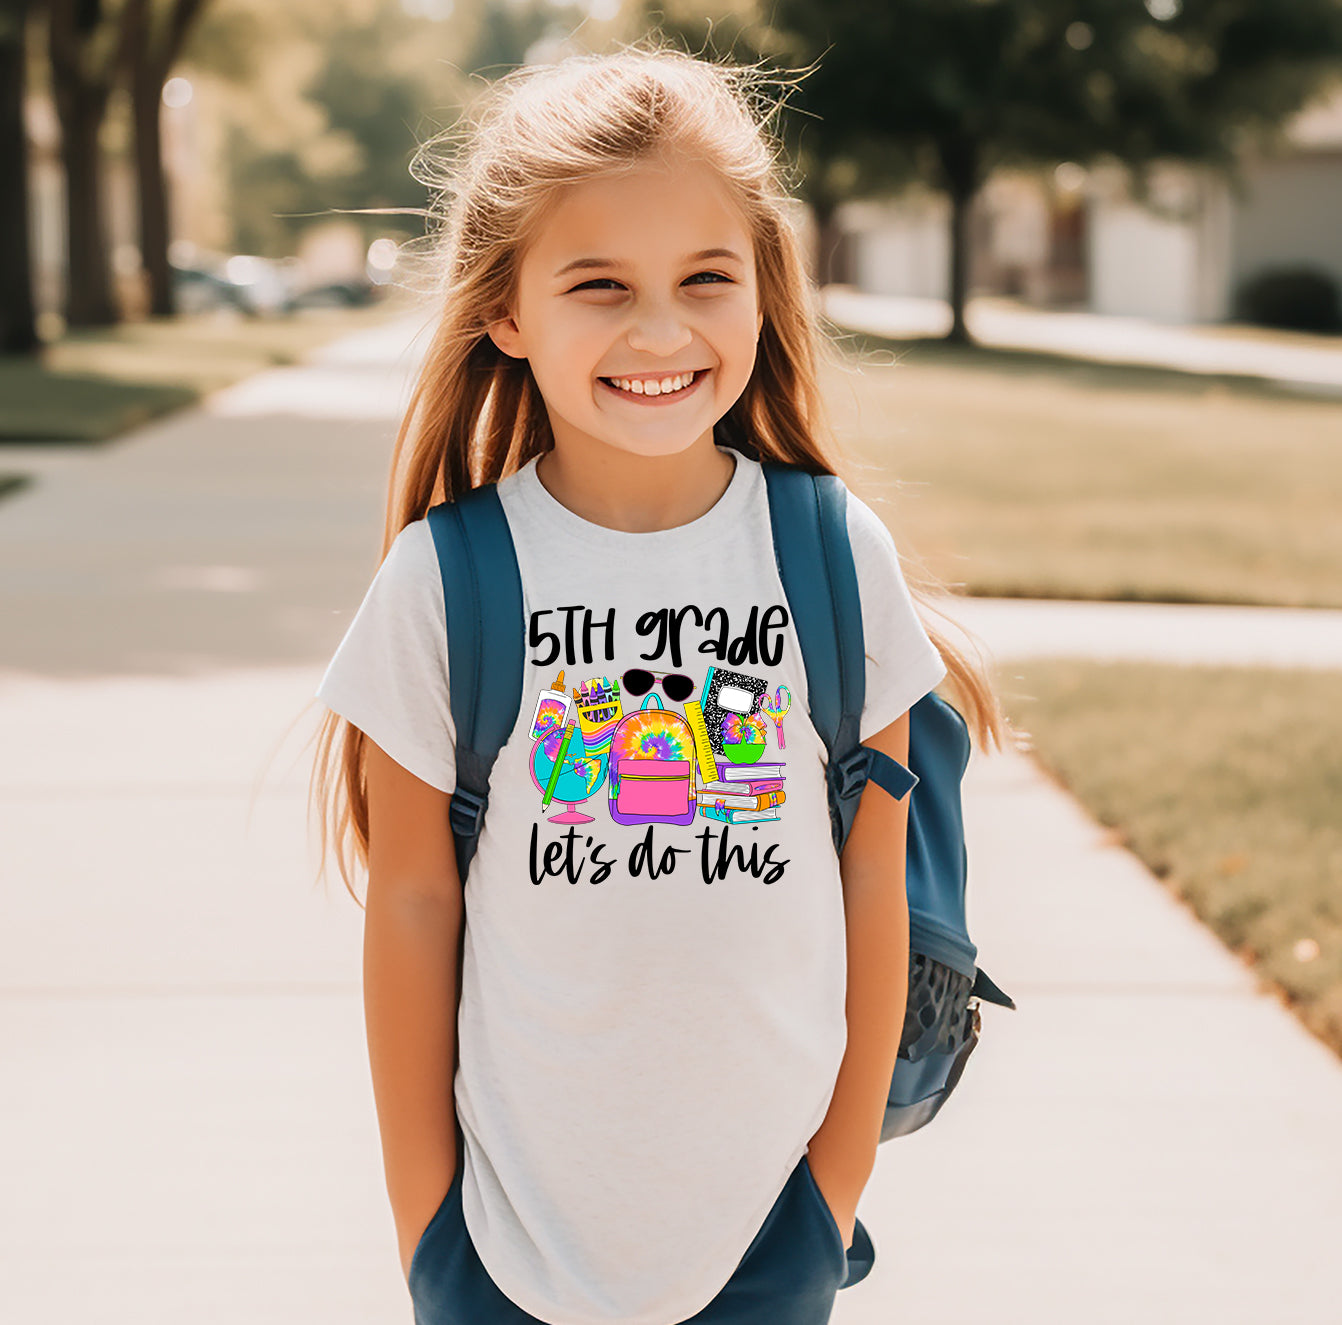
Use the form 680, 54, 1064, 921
530, 669, 571, 740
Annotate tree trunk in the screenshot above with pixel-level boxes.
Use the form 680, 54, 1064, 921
47, 0, 120, 329
48, 0, 158, 329
947, 184, 973, 344
812, 195, 843, 288
133, 58, 173, 316
0, 0, 38, 354
57, 79, 116, 326
938, 137, 981, 345
132, 0, 208, 318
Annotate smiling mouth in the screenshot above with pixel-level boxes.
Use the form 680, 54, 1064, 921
598, 369, 709, 402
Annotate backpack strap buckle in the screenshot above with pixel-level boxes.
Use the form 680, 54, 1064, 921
831, 745, 873, 801
449, 786, 489, 840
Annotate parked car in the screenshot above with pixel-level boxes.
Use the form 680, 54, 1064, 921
288, 279, 378, 309
171, 259, 377, 316
171, 263, 248, 314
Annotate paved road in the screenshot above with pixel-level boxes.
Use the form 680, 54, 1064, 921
2, 310, 1337, 1325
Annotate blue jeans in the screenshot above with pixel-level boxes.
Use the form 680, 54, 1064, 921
408, 1143, 876, 1324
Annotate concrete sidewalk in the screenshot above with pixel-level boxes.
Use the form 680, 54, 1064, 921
2, 312, 1338, 1325
842, 743, 1342, 1325
824, 287, 1342, 396
932, 594, 1342, 670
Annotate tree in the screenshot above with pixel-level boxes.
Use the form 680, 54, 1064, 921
188, 0, 475, 258
125, 0, 211, 317
1, 0, 38, 354
193, 0, 582, 259
760, 0, 1342, 342
638, 4, 911, 287
44, 0, 143, 326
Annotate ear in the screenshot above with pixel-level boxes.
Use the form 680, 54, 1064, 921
755, 308, 763, 339
486, 311, 526, 360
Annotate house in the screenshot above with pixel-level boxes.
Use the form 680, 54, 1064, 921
838, 88, 1342, 325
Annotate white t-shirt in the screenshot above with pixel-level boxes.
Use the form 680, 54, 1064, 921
315, 446, 946, 1325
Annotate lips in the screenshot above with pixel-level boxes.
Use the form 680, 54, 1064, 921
597, 368, 709, 405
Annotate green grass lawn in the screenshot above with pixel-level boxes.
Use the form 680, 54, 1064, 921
996, 658, 1342, 1059
826, 334, 1342, 608
0, 289, 421, 443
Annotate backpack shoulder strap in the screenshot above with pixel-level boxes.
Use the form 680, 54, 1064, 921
761, 462, 917, 856
425, 483, 525, 881
762, 466, 1016, 1015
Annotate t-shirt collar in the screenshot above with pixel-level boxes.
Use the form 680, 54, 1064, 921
505, 445, 756, 553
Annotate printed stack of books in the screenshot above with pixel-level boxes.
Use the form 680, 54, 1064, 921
697, 759, 786, 823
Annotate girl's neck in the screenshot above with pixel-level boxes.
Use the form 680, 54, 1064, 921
535, 436, 737, 535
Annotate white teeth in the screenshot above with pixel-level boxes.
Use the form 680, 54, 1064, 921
608, 372, 697, 396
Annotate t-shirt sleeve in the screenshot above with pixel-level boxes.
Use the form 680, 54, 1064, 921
845, 488, 948, 745
314, 518, 457, 795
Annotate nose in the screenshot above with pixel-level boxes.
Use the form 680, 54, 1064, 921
625, 300, 693, 358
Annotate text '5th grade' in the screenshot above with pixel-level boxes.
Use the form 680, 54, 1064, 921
529, 603, 791, 670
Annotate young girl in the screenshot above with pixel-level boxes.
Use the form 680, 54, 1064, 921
311, 43, 1006, 1325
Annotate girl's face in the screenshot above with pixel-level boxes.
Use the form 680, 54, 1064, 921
486, 155, 764, 462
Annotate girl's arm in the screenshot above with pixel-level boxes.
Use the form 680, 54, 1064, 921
805, 708, 913, 1249
363, 738, 464, 1281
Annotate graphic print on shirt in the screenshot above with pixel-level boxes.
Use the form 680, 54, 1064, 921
522, 602, 798, 887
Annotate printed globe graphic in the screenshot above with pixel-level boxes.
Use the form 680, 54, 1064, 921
530, 724, 607, 823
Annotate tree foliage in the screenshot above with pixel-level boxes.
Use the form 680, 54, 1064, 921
766, 0, 1342, 187
189, 0, 592, 256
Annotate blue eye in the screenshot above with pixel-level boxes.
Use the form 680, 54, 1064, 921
685, 271, 731, 284
572, 278, 623, 291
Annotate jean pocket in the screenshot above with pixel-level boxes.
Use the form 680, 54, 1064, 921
407, 1165, 463, 1291
798, 1153, 848, 1273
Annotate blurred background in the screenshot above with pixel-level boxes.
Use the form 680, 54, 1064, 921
2, 2, 1340, 1323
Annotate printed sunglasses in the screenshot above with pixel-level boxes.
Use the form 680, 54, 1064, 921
621, 669, 695, 704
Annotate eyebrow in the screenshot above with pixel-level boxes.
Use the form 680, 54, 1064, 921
553, 248, 746, 278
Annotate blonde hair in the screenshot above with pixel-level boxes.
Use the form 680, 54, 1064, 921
310, 41, 1014, 906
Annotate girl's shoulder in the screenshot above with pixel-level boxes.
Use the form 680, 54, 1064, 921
374, 516, 440, 590
316, 512, 456, 792
332, 517, 445, 657
753, 457, 890, 548
839, 484, 904, 565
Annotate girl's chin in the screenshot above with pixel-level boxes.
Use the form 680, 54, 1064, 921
582, 432, 712, 461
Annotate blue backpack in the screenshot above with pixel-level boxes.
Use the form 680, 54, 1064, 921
426, 459, 1015, 1145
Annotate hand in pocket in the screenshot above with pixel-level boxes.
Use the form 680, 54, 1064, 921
401, 1178, 456, 1284
804, 1150, 856, 1251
